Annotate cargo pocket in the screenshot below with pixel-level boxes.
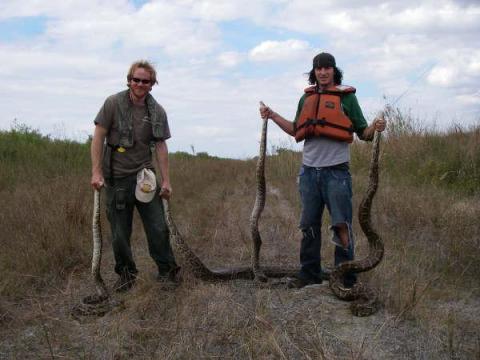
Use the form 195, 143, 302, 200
115, 187, 126, 210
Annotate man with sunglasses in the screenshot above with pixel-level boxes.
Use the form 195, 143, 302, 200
91, 60, 179, 292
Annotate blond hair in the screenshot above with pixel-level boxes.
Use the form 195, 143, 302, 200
126, 60, 158, 86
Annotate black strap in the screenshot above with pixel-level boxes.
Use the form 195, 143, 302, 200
296, 118, 354, 133
106, 143, 118, 185
107, 143, 120, 150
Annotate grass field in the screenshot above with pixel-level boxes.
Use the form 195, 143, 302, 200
0, 115, 479, 359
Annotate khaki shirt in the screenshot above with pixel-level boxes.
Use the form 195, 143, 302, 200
94, 92, 171, 178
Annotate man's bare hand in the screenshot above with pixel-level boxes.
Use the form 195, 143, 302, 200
91, 172, 104, 190
373, 117, 387, 132
259, 101, 273, 120
159, 182, 172, 200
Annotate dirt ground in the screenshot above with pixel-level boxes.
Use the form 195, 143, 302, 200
1, 186, 478, 359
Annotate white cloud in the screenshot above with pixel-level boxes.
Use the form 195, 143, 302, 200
189, 125, 234, 137
467, 57, 480, 75
324, 12, 361, 32
456, 92, 480, 105
427, 66, 458, 86
249, 39, 312, 62
217, 51, 243, 68
426, 49, 480, 92
272, 0, 479, 36
0, 1, 221, 56
187, 0, 268, 21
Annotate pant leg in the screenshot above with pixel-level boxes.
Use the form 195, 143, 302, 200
298, 166, 325, 281
105, 176, 138, 276
136, 192, 177, 274
322, 165, 357, 287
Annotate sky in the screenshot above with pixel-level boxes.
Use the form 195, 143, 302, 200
1, 0, 479, 158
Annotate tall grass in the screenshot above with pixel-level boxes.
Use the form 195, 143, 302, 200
377, 106, 480, 195
0, 123, 90, 191
0, 124, 92, 297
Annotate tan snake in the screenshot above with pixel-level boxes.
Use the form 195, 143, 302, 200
71, 189, 114, 318
162, 111, 298, 280
329, 130, 384, 316
250, 113, 269, 282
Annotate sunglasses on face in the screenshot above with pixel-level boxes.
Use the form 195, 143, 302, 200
131, 77, 151, 85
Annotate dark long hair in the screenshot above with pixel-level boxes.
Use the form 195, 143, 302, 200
307, 66, 343, 85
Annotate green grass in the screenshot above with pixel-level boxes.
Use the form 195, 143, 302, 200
0, 124, 90, 191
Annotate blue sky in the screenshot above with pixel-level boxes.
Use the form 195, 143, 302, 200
0, 16, 49, 41
0, 0, 479, 158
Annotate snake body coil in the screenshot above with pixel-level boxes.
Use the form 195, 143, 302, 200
329, 131, 384, 316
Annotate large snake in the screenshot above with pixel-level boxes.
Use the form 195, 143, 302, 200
162, 199, 299, 280
71, 189, 114, 318
329, 130, 385, 316
162, 108, 298, 280
250, 109, 269, 282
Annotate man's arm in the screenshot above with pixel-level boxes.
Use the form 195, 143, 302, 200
155, 140, 172, 199
259, 103, 295, 136
91, 125, 108, 189
359, 115, 387, 141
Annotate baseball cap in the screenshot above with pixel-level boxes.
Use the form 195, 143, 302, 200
135, 168, 157, 203
313, 52, 336, 68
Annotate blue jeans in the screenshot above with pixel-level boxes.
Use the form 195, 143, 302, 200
105, 174, 177, 277
298, 163, 356, 286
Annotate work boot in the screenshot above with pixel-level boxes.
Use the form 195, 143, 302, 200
320, 268, 331, 281
157, 266, 181, 284
286, 275, 322, 289
114, 271, 136, 293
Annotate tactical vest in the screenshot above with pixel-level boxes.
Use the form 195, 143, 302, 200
114, 90, 165, 148
295, 85, 356, 143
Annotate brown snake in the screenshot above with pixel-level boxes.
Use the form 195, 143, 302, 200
71, 189, 117, 318
161, 112, 297, 280
329, 129, 384, 316
250, 113, 269, 282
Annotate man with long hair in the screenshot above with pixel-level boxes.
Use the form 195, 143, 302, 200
91, 60, 178, 292
260, 52, 386, 288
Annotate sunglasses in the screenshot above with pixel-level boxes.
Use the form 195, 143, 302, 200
131, 77, 151, 85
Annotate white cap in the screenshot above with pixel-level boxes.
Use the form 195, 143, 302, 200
135, 168, 157, 203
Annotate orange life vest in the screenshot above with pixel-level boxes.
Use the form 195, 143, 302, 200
295, 85, 356, 143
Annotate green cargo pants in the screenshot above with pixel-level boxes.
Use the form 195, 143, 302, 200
105, 174, 177, 277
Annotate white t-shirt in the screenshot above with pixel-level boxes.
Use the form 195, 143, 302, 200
302, 136, 349, 167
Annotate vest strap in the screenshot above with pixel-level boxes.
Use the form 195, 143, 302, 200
297, 118, 354, 133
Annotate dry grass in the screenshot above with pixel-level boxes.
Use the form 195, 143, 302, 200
0, 118, 479, 359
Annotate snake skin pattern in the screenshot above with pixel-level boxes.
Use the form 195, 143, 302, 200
162, 114, 299, 280
162, 198, 299, 280
71, 189, 112, 318
329, 130, 384, 316
91, 189, 109, 299
249, 117, 268, 282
